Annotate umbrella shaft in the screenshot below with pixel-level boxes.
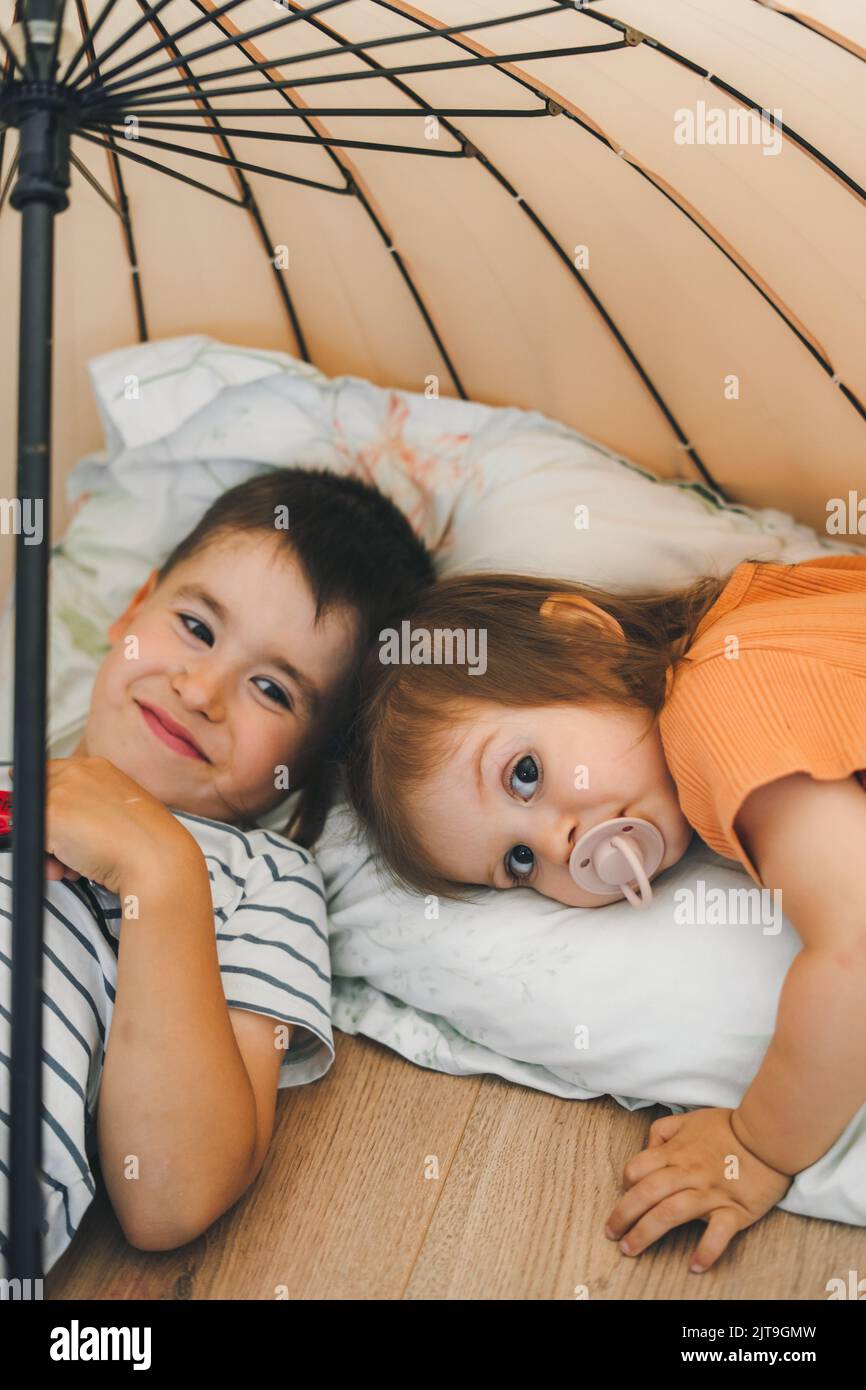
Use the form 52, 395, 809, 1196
7, 7, 69, 1279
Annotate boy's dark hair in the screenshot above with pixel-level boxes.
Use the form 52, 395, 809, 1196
156, 467, 435, 847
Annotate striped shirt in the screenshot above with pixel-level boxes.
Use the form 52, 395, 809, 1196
0, 760, 333, 1274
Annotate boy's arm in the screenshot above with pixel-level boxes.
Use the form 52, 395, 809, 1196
97, 834, 284, 1250
729, 771, 866, 1176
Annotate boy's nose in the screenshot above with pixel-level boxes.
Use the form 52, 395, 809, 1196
172, 663, 225, 719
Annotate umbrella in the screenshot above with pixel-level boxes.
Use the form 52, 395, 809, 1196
1, 0, 863, 1279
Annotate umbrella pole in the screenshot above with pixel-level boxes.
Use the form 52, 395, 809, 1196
7, 0, 70, 1281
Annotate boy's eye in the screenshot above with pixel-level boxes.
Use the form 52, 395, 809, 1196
178, 614, 292, 711
180, 613, 213, 645
253, 678, 292, 710
505, 844, 535, 883
510, 754, 540, 799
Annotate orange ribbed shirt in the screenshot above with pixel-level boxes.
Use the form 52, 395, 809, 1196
658, 554, 866, 888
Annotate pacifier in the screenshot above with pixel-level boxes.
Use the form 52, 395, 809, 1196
568, 816, 665, 910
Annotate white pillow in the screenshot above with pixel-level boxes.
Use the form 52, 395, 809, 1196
318, 803, 866, 1229
3, 333, 863, 1228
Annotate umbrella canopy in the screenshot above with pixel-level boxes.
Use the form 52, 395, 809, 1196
1, 0, 864, 549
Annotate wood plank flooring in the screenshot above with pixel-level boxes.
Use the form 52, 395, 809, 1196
47, 1032, 865, 1300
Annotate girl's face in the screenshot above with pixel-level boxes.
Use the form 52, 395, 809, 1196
75, 532, 359, 825
406, 703, 694, 908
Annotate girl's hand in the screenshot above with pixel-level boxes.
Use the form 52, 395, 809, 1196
10, 756, 194, 896
605, 1106, 793, 1272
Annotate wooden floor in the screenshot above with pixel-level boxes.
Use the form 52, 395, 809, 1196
47, 1031, 864, 1300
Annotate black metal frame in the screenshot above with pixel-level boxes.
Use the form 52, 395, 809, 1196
0, 0, 863, 1282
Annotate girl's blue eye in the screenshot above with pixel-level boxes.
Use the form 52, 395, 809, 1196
178, 614, 292, 710
506, 844, 535, 883
510, 754, 539, 799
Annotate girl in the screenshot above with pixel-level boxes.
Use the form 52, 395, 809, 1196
0, 466, 434, 1273
346, 554, 866, 1272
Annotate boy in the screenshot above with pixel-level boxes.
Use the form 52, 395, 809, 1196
0, 467, 434, 1270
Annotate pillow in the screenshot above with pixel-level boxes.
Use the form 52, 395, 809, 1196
318, 802, 866, 1229
3, 333, 863, 1229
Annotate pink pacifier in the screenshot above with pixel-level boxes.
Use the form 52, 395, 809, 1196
568, 817, 665, 910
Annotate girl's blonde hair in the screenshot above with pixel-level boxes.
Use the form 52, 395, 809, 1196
345, 563, 767, 901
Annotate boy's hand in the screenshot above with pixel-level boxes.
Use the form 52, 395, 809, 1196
10, 756, 196, 896
605, 1106, 793, 1272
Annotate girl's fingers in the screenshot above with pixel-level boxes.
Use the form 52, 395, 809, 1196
690, 1208, 743, 1273
615, 1188, 721, 1259
620, 1141, 671, 1190
607, 1161, 692, 1240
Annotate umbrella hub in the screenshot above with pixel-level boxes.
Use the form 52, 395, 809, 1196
3, 81, 73, 212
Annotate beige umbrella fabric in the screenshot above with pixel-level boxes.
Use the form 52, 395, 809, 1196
1, 0, 864, 558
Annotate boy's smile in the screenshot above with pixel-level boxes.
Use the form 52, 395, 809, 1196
137, 701, 211, 761
73, 531, 359, 826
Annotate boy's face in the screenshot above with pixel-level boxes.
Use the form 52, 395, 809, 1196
75, 532, 359, 825
406, 703, 694, 908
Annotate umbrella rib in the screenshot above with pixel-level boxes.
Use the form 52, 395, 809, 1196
66, 0, 251, 90
344, 0, 724, 491
626, 162, 866, 424
747, 0, 866, 64
69, 148, 124, 212
64, 0, 175, 91
79, 38, 628, 107
47, 0, 71, 81
78, 121, 356, 189
82, 105, 554, 119
61, 0, 126, 86
578, 0, 866, 63
82, 2, 579, 107
160, 0, 698, 459
0, 17, 25, 77
577, 4, 866, 206
0, 148, 20, 216
126, 0, 323, 361
156, 0, 473, 398
82, 117, 471, 156
74, 127, 248, 204
380, 0, 866, 450
69, 0, 353, 95
0, 0, 23, 202
69, 0, 149, 341
258, 0, 711, 472
566, 5, 866, 418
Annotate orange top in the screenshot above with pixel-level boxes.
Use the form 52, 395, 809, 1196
658, 554, 866, 888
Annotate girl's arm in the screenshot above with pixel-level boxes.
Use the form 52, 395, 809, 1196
729, 771, 866, 1176
97, 838, 281, 1250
